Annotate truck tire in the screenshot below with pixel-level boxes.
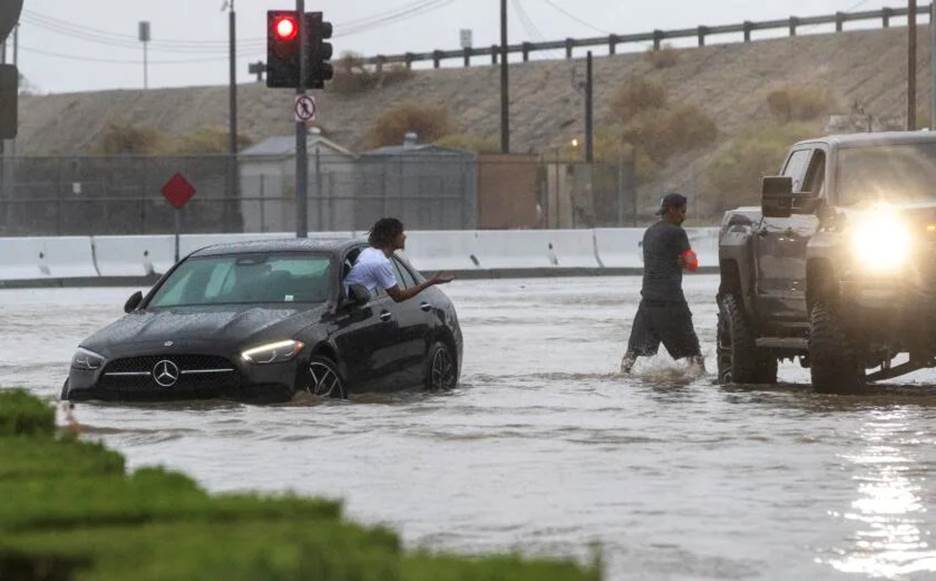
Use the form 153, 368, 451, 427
717, 294, 778, 385
809, 301, 864, 393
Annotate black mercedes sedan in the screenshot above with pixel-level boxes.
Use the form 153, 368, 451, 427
62, 239, 462, 402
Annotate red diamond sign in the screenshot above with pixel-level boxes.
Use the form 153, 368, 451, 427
161, 173, 196, 210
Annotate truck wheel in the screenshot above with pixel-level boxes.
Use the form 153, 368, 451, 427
809, 301, 864, 393
717, 294, 778, 385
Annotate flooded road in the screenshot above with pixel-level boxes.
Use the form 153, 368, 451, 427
4, 275, 936, 580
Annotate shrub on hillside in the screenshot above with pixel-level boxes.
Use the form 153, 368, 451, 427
644, 44, 679, 69
330, 53, 415, 95
91, 123, 168, 155
620, 104, 718, 163
767, 86, 836, 123
171, 128, 254, 155
704, 122, 822, 211
369, 102, 452, 148
435, 133, 500, 154
609, 79, 667, 124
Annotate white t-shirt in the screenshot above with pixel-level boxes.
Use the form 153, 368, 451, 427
344, 247, 398, 295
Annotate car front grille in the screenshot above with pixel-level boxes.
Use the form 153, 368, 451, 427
98, 354, 240, 392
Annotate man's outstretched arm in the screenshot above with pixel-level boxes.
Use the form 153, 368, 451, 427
385, 273, 455, 303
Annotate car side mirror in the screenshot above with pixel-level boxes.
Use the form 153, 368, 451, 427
346, 284, 370, 307
124, 291, 143, 313
762, 176, 794, 218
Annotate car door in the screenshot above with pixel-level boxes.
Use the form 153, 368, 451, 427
755, 146, 826, 325
330, 248, 406, 392
389, 255, 433, 387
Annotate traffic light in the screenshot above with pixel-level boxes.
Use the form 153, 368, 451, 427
266, 10, 300, 88
305, 12, 333, 89
0, 65, 17, 139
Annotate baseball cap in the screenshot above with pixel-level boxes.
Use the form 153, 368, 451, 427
655, 192, 688, 215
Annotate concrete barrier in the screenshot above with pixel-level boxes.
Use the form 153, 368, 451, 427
547, 230, 602, 268
475, 230, 556, 269
404, 230, 481, 272
0, 237, 98, 280
594, 229, 644, 268
93, 235, 176, 277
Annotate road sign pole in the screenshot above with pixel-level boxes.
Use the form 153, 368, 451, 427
174, 209, 181, 263
295, 0, 308, 239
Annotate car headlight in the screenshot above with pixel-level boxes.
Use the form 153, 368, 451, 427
240, 340, 305, 364
71, 347, 104, 371
850, 209, 912, 274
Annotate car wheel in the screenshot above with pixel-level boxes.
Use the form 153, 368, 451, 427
304, 356, 347, 399
809, 300, 864, 393
425, 342, 457, 392
717, 294, 778, 385
60, 379, 70, 401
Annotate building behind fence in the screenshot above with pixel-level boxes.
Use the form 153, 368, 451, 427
0, 148, 638, 237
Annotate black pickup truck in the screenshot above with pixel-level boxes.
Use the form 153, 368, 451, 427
717, 132, 936, 392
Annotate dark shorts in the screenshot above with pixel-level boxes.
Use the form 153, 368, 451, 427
626, 299, 701, 360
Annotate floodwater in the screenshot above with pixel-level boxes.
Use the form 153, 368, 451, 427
4, 275, 936, 581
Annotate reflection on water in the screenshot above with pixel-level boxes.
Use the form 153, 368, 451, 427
829, 408, 936, 578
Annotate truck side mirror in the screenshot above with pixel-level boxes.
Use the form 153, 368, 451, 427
124, 291, 143, 313
762, 176, 794, 218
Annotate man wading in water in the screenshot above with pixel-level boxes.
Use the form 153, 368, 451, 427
620, 193, 705, 374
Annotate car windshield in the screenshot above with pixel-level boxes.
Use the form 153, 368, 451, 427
148, 253, 332, 308
838, 143, 936, 207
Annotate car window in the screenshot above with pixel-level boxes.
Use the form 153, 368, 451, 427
782, 149, 812, 193
391, 257, 417, 289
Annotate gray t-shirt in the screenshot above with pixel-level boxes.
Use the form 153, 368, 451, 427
641, 221, 691, 302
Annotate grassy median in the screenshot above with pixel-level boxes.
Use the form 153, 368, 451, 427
0, 389, 601, 581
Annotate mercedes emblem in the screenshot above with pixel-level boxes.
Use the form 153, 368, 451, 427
164, 341, 174, 347
152, 360, 180, 388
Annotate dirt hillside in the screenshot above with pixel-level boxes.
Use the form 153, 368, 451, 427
16, 25, 935, 216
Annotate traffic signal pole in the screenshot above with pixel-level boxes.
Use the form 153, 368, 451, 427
295, 0, 308, 239
227, 1, 239, 232
500, 0, 510, 154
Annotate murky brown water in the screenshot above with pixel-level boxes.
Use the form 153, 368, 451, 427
4, 275, 936, 580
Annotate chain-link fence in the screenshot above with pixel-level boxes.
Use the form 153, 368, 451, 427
0, 153, 643, 236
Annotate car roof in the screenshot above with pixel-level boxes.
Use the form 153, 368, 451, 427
189, 237, 365, 258
796, 131, 936, 150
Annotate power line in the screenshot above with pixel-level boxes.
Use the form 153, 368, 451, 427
539, 0, 611, 35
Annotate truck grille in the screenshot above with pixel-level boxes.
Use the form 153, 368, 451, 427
98, 354, 240, 392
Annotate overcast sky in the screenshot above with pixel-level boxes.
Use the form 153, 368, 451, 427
2, 0, 904, 94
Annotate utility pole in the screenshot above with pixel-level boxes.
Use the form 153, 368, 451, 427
139, 21, 151, 90
295, 0, 308, 238
931, 1, 936, 129
908, 0, 917, 130
226, 0, 239, 232
500, 0, 510, 154
585, 51, 594, 163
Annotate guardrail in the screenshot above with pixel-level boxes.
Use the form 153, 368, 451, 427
0, 229, 722, 287
363, 4, 930, 69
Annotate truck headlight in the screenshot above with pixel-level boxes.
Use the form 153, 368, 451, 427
850, 210, 912, 273
240, 340, 305, 364
71, 347, 104, 371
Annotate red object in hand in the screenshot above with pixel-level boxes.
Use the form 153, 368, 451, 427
681, 249, 699, 272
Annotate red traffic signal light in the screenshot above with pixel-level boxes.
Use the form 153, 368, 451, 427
273, 15, 298, 41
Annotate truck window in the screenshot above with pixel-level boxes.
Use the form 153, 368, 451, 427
801, 150, 826, 196
782, 149, 812, 193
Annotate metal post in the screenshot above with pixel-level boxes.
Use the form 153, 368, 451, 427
931, 2, 936, 129
139, 22, 151, 90
228, 2, 239, 232
500, 0, 510, 154
910, 0, 918, 130
585, 51, 594, 164
296, 0, 308, 238
315, 146, 323, 231
174, 209, 181, 262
